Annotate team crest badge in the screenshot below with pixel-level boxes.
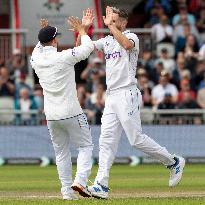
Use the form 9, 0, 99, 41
44, 0, 64, 11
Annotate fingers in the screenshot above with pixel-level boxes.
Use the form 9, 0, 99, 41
82, 8, 94, 27
107, 6, 113, 13
85, 8, 94, 17
68, 18, 76, 27
84, 8, 89, 17
90, 8, 94, 16
106, 6, 109, 17
107, 6, 113, 16
40, 18, 47, 23
68, 16, 80, 25
86, 8, 90, 16
68, 28, 75, 32
103, 6, 113, 26
68, 16, 82, 31
90, 9, 94, 18
106, 7, 111, 19
40, 18, 49, 28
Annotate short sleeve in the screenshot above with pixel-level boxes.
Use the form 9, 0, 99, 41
125, 33, 139, 52
93, 38, 105, 51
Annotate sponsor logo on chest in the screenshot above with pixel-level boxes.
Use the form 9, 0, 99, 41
105, 51, 122, 60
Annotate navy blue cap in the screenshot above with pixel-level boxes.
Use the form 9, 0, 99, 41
38, 26, 60, 44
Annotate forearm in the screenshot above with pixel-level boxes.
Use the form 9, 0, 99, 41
78, 28, 86, 36
76, 34, 81, 46
108, 25, 133, 50
76, 27, 89, 46
68, 35, 94, 64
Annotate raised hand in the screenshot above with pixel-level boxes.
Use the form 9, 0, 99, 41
82, 8, 94, 29
103, 6, 113, 26
40, 19, 49, 28
67, 16, 86, 35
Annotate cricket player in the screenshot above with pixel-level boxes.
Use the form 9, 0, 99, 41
30, 18, 94, 200
76, 7, 185, 199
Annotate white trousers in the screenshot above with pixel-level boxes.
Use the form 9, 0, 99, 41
95, 85, 175, 187
47, 113, 93, 196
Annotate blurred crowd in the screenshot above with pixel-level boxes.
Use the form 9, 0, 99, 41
1, 0, 205, 125
0, 49, 44, 125
137, 0, 205, 112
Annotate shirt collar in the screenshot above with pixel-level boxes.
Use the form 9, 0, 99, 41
42, 46, 57, 52
122, 30, 130, 35
109, 30, 130, 37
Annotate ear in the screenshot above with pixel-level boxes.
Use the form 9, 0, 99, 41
52, 38, 58, 46
122, 20, 127, 28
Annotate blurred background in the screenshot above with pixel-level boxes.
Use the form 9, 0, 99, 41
0, 0, 205, 165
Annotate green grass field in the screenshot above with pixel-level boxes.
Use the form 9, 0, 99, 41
0, 164, 205, 204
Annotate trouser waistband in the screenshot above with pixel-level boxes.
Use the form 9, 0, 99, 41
106, 84, 138, 95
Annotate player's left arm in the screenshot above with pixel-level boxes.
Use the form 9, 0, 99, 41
31, 19, 49, 68
60, 17, 94, 65
104, 6, 136, 50
108, 25, 135, 50
34, 19, 49, 50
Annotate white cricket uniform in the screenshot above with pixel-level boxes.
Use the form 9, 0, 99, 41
93, 30, 175, 187
31, 35, 94, 197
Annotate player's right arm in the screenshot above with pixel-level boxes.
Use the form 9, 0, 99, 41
61, 17, 94, 65
75, 8, 104, 51
75, 8, 94, 46
34, 19, 49, 50
76, 32, 104, 51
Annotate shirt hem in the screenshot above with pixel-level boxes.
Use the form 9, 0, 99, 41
47, 113, 84, 121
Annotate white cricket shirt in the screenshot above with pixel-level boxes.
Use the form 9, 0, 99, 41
30, 35, 94, 120
94, 30, 139, 90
